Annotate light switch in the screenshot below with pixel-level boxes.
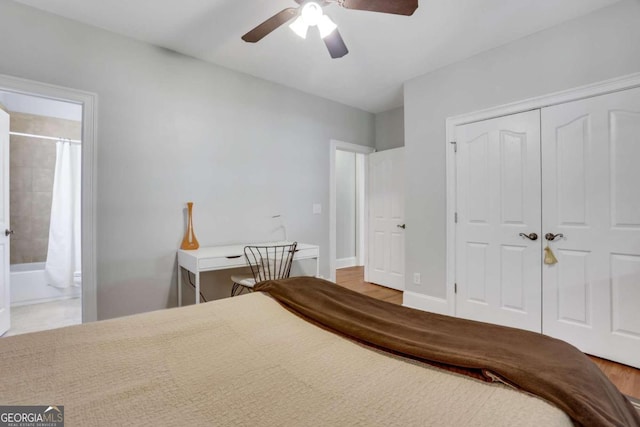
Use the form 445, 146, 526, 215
313, 203, 322, 215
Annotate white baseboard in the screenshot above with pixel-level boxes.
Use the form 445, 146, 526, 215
336, 257, 357, 269
402, 291, 451, 316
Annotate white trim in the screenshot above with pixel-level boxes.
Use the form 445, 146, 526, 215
329, 140, 375, 283
445, 72, 640, 318
402, 291, 450, 316
445, 130, 457, 316
446, 72, 640, 133
355, 153, 366, 267
0, 73, 98, 323
336, 257, 357, 269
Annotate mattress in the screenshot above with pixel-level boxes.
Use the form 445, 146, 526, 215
0, 292, 571, 426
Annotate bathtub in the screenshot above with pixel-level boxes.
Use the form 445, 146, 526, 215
10, 262, 81, 307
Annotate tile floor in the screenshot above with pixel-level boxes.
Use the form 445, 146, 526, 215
3, 297, 81, 337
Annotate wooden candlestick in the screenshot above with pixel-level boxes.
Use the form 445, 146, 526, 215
181, 202, 200, 250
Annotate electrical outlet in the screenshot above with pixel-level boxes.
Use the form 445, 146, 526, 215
413, 273, 421, 285
313, 203, 322, 215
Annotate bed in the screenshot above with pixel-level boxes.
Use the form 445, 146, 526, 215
1, 277, 638, 426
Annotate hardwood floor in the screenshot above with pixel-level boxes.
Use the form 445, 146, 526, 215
336, 266, 403, 305
335, 266, 640, 400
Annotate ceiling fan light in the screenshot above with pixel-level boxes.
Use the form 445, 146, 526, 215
289, 16, 309, 39
300, 2, 323, 27
318, 15, 337, 39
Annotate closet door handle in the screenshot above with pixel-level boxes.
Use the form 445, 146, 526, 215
545, 233, 564, 241
397, 224, 406, 229
5, 229, 13, 237
519, 232, 538, 241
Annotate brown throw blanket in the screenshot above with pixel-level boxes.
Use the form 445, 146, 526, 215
255, 277, 640, 427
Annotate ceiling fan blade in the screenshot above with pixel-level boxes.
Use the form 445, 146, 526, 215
340, 0, 418, 16
323, 29, 349, 59
242, 8, 298, 43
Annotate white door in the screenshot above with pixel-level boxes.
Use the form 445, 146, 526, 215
542, 87, 640, 368
455, 111, 542, 332
0, 109, 10, 335
368, 148, 405, 290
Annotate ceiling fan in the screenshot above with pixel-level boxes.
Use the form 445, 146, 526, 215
242, 0, 419, 59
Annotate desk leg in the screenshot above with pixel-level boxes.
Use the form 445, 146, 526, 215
177, 265, 182, 307
195, 272, 200, 305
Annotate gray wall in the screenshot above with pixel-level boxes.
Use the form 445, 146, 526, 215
404, 0, 640, 299
335, 150, 356, 261
0, 0, 375, 319
375, 107, 404, 151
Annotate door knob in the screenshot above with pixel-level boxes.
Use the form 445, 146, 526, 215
397, 224, 406, 229
545, 233, 564, 241
5, 229, 14, 237
519, 232, 538, 241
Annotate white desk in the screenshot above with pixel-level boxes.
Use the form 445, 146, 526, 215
177, 242, 320, 306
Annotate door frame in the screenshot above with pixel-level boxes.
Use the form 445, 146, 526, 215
329, 140, 375, 283
445, 72, 640, 317
0, 73, 98, 323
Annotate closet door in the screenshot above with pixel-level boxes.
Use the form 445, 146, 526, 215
542, 87, 640, 368
455, 111, 542, 332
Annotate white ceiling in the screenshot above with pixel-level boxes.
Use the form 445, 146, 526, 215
13, 0, 620, 113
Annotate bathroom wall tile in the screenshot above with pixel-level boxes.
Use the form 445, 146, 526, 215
32, 168, 54, 192
10, 251, 24, 265
10, 191, 32, 217
10, 113, 34, 134
9, 138, 29, 168
26, 140, 42, 169
10, 167, 32, 192
33, 238, 48, 262
10, 215, 32, 240
33, 254, 47, 263
32, 142, 56, 169
32, 192, 53, 216
45, 148, 57, 170
26, 115, 45, 136
31, 215, 50, 240
66, 122, 82, 141
43, 118, 68, 138
10, 239, 31, 264
43, 115, 81, 140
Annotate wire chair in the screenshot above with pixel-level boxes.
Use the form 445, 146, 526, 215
230, 242, 298, 297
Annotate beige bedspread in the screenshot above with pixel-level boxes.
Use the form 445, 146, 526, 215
0, 293, 571, 426
256, 277, 640, 426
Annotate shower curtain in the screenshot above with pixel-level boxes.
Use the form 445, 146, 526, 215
45, 139, 82, 289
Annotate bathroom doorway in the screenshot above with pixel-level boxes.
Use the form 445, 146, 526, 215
0, 91, 82, 336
